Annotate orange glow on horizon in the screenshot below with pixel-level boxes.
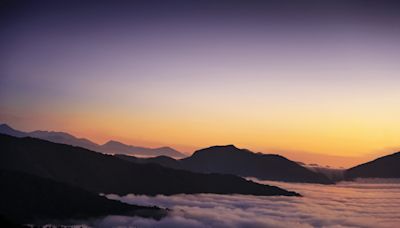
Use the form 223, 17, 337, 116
6, 98, 399, 169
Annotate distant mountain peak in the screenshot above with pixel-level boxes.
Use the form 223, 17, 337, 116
0, 123, 12, 129
30, 130, 73, 137
103, 140, 125, 146
0, 123, 27, 137
0, 123, 20, 132
0, 123, 186, 158
219, 144, 238, 148
181, 144, 333, 184
206, 144, 239, 150
192, 144, 249, 157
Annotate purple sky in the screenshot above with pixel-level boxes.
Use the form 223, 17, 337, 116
1, 0, 400, 166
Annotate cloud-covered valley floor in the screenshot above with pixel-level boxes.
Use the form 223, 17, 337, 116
92, 179, 400, 228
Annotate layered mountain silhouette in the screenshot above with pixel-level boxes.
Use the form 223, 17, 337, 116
0, 124, 185, 158
0, 169, 165, 224
0, 124, 27, 137
117, 145, 333, 184
100, 140, 183, 157
345, 151, 400, 179
117, 154, 184, 170
0, 134, 300, 197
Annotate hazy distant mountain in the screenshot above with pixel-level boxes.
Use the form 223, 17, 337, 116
345, 151, 400, 179
0, 124, 27, 137
29, 130, 99, 151
99, 140, 185, 157
0, 169, 165, 224
0, 123, 186, 158
0, 134, 299, 197
117, 145, 333, 184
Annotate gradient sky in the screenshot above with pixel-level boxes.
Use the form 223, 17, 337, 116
1, 0, 400, 167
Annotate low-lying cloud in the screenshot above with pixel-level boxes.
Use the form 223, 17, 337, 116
91, 179, 400, 228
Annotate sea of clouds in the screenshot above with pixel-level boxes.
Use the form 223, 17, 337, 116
90, 179, 400, 228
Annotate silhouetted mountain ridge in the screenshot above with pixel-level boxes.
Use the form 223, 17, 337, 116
0, 134, 300, 197
0, 124, 27, 137
117, 145, 333, 184
345, 151, 400, 179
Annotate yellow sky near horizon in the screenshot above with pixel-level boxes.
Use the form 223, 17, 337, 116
2, 95, 399, 169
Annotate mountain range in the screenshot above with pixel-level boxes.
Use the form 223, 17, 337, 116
117, 146, 400, 183
0, 124, 185, 158
0, 133, 301, 224
0, 124, 335, 184
2, 124, 399, 183
116, 145, 334, 184
0, 133, 299, 196
1, 122, 399, 225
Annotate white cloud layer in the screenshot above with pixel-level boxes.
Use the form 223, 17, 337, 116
91, 179, 400, 228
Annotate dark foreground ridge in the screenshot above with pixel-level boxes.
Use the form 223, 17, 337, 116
117, 145, 333, 184
0, 134, 300, 197
0, 169, 166, 225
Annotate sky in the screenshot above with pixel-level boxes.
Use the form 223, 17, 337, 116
1, 0, 400, 167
